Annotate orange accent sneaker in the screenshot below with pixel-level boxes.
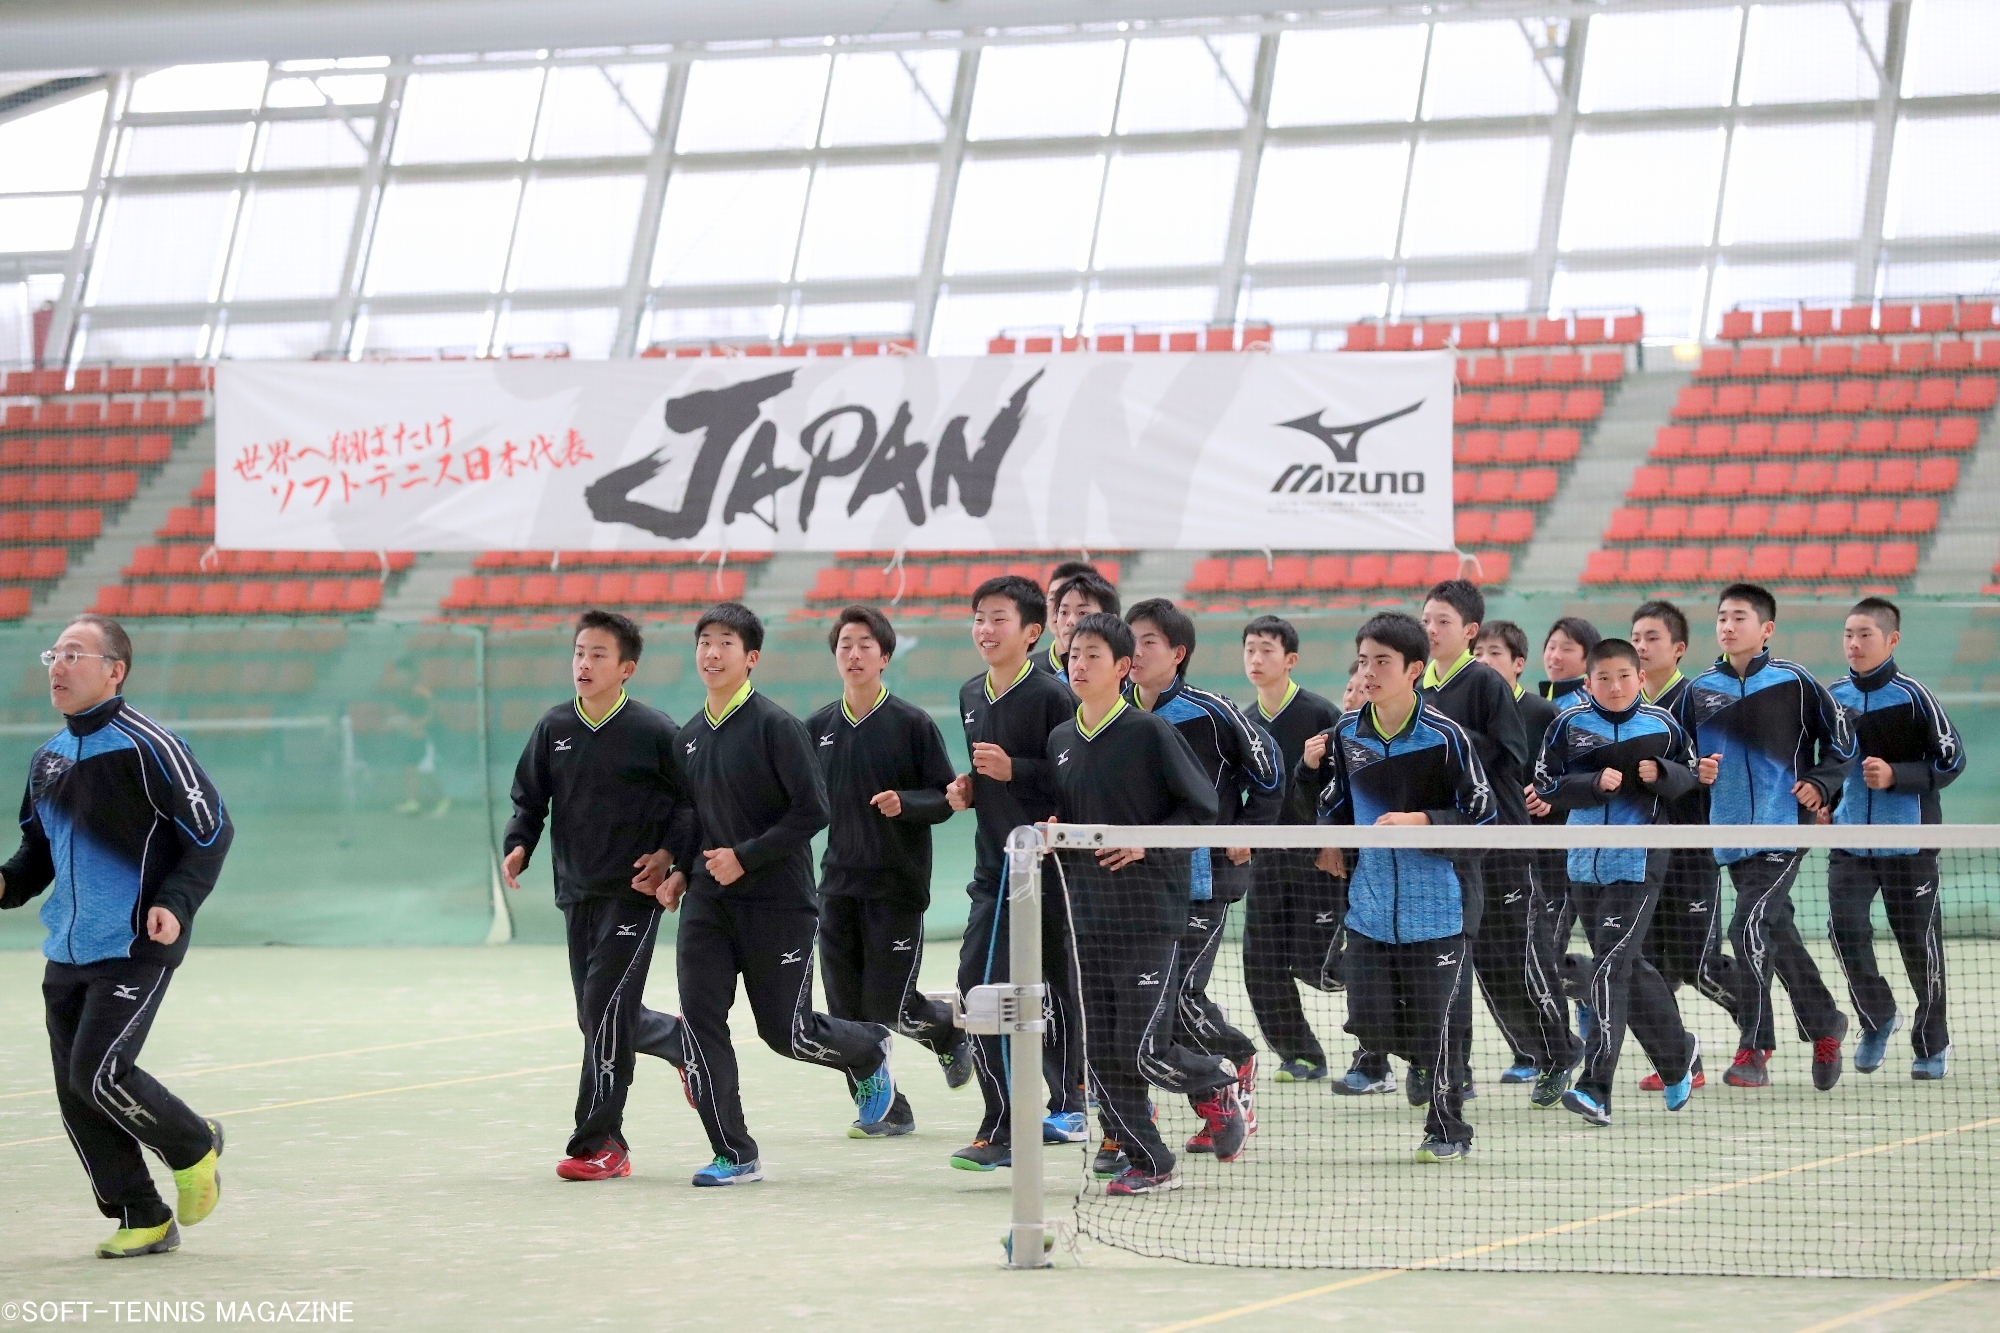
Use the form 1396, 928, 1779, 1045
556, 1143, 631, 1180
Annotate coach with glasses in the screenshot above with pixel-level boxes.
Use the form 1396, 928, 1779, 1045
0, 614, 233, 1259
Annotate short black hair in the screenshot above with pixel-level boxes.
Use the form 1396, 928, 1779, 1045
1242, 614, 1299, 656
1068, 610, 1134, 661
69, 614, 133, 690
1545, 616, 1602, 654
576, 608, 643, 663
1125, 597, 1196, 675
1356, 611, 1428, 669
1047, 560, 1099, 588
1053, 571, 1120, 619
695, 601, 765, 653
1586, 638, 1642, 673
1850, 596, 1900, 634
827, 604, 896, 659
1718, 582, 1778, 625
1631, 599, 1690, 647
1475, 618, 1528, 663
971, 574, 1046, 637
1346, 656, 1363, 677
1423, 578, 1484, 628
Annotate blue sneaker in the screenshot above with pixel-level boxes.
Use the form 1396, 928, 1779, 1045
1331, 1067, 1395, 1096
1855, 1013, 1899, 1074
1042, 1111, 1087, 1144
1499, 1058, 1539, 1085
1912, 1046, 1951, 1081
691, 1155, 763, 1187
1663, 1036, 1697, 1112
1273, 1059, 1327, 1082
853, 1037, 896, 1128
1561, 1087, 1611, 1127
1576, 1003, 1595, 1048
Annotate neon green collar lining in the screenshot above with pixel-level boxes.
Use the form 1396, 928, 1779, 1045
843, 685, 888, 725
1076, 695, 1127, 740
574, 689, 627, 731
1366, 697, 1420, 742
1422, 650, 1473, 691
705, 679, 754, 728
1258, 678, 1299, 722
985, 658, 1032, 703
1643, 670, 1684, 705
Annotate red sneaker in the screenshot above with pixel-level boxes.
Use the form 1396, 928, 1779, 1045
677, 1066, 697, 1110
1722, 1048, 1771, 1088
1639, 1056, 1705, 1092
556, 1144, 631, 1181
1236, 1056, 1258, 1135
1191, 1092, 1248, 1162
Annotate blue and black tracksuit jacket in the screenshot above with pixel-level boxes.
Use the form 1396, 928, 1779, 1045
0, 696, 232, 967
1131, 675, 1282, 903
1297, 696, 1494, 945
1827, 657, 1964, 856
1676, 651, 1855, 865
1533, 696, 1697, 884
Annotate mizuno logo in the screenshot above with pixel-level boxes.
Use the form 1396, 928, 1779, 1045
1915, 882, 1935, 897
1276, 400, 1424, 467
1503, 891, 1524, 904
819, 733, 834, 746
554, 738, 572, 752
779, 950, 803, 965
685, 740, 697, 754
1314, 911, 1336, 925
1689, 902, 1709, 913
1057, 750, 1070, 765
112, 985, 139, 1001
1436, 952, 1458, 967
964, 711, 977, 725
616, 924, 638, 936
892, 939, 913, 952
1190, 917, 1210, 930
1603, 916, 1623, 929
1137, 973, 1162, 986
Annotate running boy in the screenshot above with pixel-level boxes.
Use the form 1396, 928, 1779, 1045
1036, 560, 1108, 678
1043, 571, 1120, 683
946, 575, 1087, 1169
1826, 597, 1964, 1080
651, 603, 900, 1186
1038, 612, 1228, 1195
1239, 615, 1344, 1083
1680, 583, 1854, 1090
2, 615, 231, 1258
1532, 639, 1700, 1126
806, 604, 970, 1135
1298, 611, 1495, 1163
504, 610, 694, 1181
1540, 617, 1599, 704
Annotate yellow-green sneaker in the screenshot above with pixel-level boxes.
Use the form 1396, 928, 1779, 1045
173, 1117, 224, 1226
97, 1219, 179, 1258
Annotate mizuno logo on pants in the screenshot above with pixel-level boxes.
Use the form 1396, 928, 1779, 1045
1436, 953, 1458, 967
1915, 882, 1935, 897
112, 985, 139, 1001
616, 924, 638, 936
1314, 911, 1335, 925
1137, 973, 1162, 986
780, 950, 803, 964
892, 939, 913, 951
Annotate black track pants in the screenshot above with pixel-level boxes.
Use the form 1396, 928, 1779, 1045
1726, 851, 1846, 1050
1242, 850, 1345, 1066
1570, 854, 1695, 1107
1827, 851, 1948, 1059
819, 894, 959, 1119
1461, 851, 1577, 1072
960, 878, 1085, 1145
563, 894, 683, 1156
1643, 848, 1739, 1022
1343, 934, 1473, 1146
1172, 900, 1258, 1068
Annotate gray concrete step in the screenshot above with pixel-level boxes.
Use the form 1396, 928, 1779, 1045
1913, 410, 2000, 594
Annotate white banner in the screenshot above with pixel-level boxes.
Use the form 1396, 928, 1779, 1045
215, 353, 1454, 553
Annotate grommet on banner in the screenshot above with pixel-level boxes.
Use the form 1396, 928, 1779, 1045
1261, 547, 1273, 574
883, 547, 908, 605
199, 543, 218, 572
1458, 548, 1483, 582
377, 550, 390, 583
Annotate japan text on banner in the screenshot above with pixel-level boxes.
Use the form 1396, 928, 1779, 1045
214, 353, 1454, 553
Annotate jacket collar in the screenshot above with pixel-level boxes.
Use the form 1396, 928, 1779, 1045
1714, 650, 1771, 682
1540, 676, 1586, 701
64, 694, 125, 737
1848, 656, 1898, 692
1131, 674, 1186, 711
1587, 694, 1642, 726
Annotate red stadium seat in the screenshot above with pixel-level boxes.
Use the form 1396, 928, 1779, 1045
1581, 550, 1623, 585
1853, 419, 1893, 454
1728, 504, 1770, 540
1268, 555, 1308, 591
1623, 548, 1666, 583
1747, 545, 1791, 581
1671, 386, 1712, 419
1712, 385, 1753, 418
1627, 466, 1670, 501
1892, 499, 1939, 534
1305, 555, 1347, 591
1732, 423, 1773, 458
1492, 510, 1535, 545
1456, 511, 1493, 546
1851, 500, 1896, 536
1832, 460, 1875, 494
1226, 557, 1267, 593
1751, 383, 1792, 416
1771, 422, 1813, 456
1739, 347, 1775, 378
1791, 543, 1833, 580
1456, 430, 1499, 465
1710, 464, 1752, 499
1876, 543, 1919, 578
1914, 457, 1959, 492
1697, 348, 1735, 380
1693, 425, 1732, 458
1832, 543, 1875, 580
1605, 507, 1646, 542
1768, 503, 1812, 539
1939, 417, 1979, 450
1810, 501, 1853, 537
1653, 426, 1693, 460
1187, 558, 1229, 593
1665, 548, 1706, 583
1513, 469, 1558, 504
1645, 506, 1689, 541
1688, 504, 1730, 540
1498, 430, 1539, 465
1347, 554, 1388, 589
1855, 343, 1893, 375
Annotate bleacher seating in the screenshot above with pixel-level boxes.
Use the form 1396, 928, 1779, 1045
440, 549, 767, 617
987, 328, 1272, 354
642, 338, 918, 359
799, 554, 1123, 618
1184, 551, 1511, 609
1344, 312, 1643, 352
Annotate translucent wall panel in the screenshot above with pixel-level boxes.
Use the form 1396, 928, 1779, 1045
221, 322, 329, 358
677, 57, 830, 153
1267, 28, 1427, 126
1092, 151, 1237, 269
1083, 285, 1217, 328
365, 180, 521, 294
127, 63, 268, 114
507, 176, 644, 290
645, 304, 784, 344
1115, 36, 1255, 134
357, 311, 489, 352
1739, 3, 1884, 104
257, 120, 372, 171
1882, 261, 2000, 298
496, 307, 617, 357
1550, 267, 1708, 341
944, 157, 1104, 274
1246, 143, 1409, 264
229, 186, 358, 299
1399, 278, 1530, 317
929, 288, 1081, 355
1421, 22, 1560, 120
1579, 10, 1743, 112
1561, 129, 1726, 251
392, 70, 543, 164
0, 197, 81, 252
1401, 136, 1549, 257
1885, 117, 2000, 238
793, 302, 914, 337
1902, 0, 2000, 97
652, 169, 809, 286
265, 72, 386, 108
793, 163, 938, 280
1719, 121, 1872, 244
821, 51, 956, 147
1710, 262, 1855, 320
0, 92, 106, 194
968, 43, 1122, 140
117, 124, 251, 177
84, 324, 206, 359
0, 283, 32, 364
535, 65, 666, 159
87, 191, 239, 305
1245, 283, 1388, 326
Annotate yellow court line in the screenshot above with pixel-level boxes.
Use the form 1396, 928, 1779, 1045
0, 1022, 573, 1101
0, 1063, 574, 1149
1146, 1115, 2000, 1333
1789, 1268, 2000, 1333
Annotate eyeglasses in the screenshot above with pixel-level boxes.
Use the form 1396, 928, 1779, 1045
41, 649, 116, 668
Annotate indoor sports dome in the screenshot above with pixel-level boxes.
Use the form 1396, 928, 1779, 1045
3, 0, 1999, 1326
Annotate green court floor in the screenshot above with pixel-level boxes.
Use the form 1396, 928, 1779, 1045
1, 947, 1995, 1333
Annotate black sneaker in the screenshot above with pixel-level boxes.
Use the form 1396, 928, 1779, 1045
1105, 1165, 1181, 1195
949, 1139, 1011, 1171
1273, 1058, 1328, 1082
1531, 1062, 1572, 1109
1813, 1014, 1850, 1092
1415, 1138, 1469, 1163
849, 1113, 915, 1139
1093, 1138, 1129, 1180
938, 1035, 975, 1091
1405, 1066, 1434, 1107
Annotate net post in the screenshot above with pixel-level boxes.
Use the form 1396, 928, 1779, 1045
1004, 823, 1050, 1270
